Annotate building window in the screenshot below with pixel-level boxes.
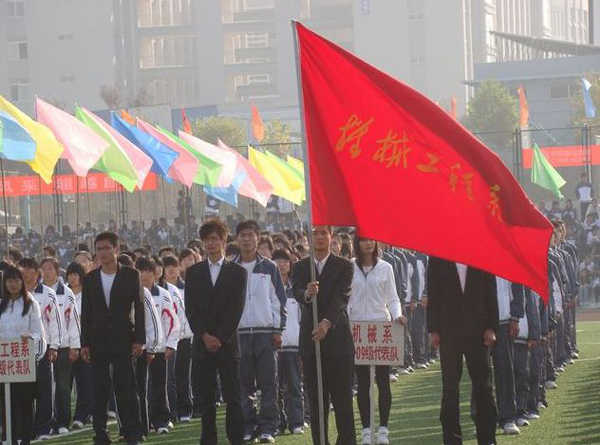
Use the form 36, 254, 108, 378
60, 76, 76, 82
245, 32, 268, 48
410, 56, 426, 64
247, 74, 270, 84
6, 0, 24, 17
407, 12, 424, 21
549, 83, 573, 100
9, 79, 30, 102
241, 0, 275, 10
58, 34, 74, 41
8, 41, 27, 60
138, 0, 193, 27
139, 35, 196, 68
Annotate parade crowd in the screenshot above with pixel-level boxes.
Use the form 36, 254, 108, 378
0, 199, 583, 445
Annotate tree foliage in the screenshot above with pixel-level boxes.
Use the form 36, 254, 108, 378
463, 80, 518, 150
262, 120, 296, 158
191, 116, 246, 149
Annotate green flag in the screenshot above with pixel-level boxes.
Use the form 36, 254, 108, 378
531, 143, 566, 199
157, 126, 222, 187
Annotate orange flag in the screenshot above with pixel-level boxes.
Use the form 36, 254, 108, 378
121, 109, 136, 126
251, 103, 265, 142
450, 95, 457, 119
517, 85, 529, 128
181, 108, 192, 134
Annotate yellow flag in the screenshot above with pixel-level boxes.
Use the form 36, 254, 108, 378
249, 147, 303, 205
0, 95, 63, 183
287, 155, 305, 179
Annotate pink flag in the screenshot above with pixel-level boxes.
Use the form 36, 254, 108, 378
81, 107, 153, 189
218, 140, 272, 207
137, 118, 199, 188
35, 98, 108, 177
178, 131, 237, 188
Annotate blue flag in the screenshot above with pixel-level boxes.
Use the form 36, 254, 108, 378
582, 78, 596, 119
0, 111, 36, 161
204, 170, 246, 208
111, 112, 179, 180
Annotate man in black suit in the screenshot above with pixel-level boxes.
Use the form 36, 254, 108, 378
80, 232, 145, 445
184, 218, 247, 445
291, 225, 356, 445
426, 258, 499, 445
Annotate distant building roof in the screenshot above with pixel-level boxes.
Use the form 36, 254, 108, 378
491, 31, 600, 61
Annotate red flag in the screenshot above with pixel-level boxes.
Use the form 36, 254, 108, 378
251, 103, 265, 142
295, 22, 552, 300
181, 108, 192, 134
450, 95, 457, 119
517, 85, 529, 128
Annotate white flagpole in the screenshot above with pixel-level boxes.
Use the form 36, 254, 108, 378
291, 20, 326, 445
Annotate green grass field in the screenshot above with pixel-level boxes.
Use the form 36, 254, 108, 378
42, 320, 600, 445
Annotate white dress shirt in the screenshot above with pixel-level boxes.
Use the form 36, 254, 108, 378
315, 253, 331, 275
455, 262, 468, 293
209, 256, 225, 285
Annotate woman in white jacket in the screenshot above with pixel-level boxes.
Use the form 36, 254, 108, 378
348, 237, 405, 445
0, 265, 45, 445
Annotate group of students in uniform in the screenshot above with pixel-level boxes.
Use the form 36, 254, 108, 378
0, 216, 580, 445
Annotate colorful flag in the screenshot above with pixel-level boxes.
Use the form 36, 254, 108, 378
0, 95, 63, 183
178, 131, 237, 188
218, 140, 272, 207
251, 103, 265, 142
294, 22, 552, 299
531, 143, 566, 199
287, 155, 305, 179
136, 117, 199, 187
35, 98, 108, 177
157, 126, 221, 187
517, 85, 529, 128
76, 106, 152, 191
265, 150, 305, 201
0, 111, 36, 161
204, 170, 246, 208
582, 78, 596, 119
121, 109, 136, 125
450, 95, 457, 119
249, 147, 303, 205
181, 108, 193, 134
112, 113, 178, 180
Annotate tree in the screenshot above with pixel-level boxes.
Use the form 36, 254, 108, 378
572, 75, 600, 141
127, 86, 153, 108
192, 116, 246, 149
99, 84, 124, 110
262, 120, 297, 158
463, 80, 518, 151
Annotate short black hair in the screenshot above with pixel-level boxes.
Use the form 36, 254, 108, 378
40, 257, 60, 273
74, 251, 93, 262
43, 246, 57, 257
225, 242, 241, 258
162, 256, 179, 268
199, 218, 228, 241
117, 254, 134, 267
18, 257, 40, 271
8, 247, 23, 263
236, 220, 260, 236
178, 248, 197, 262
66, 261, 87, 284
95, 231, 119, 248
135, 256, 156, 272
258, 235, 274, 252
272, 248, 291, 262
159, 246, 176, 257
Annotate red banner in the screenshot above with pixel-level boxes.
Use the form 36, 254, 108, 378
0, 173, 157, 196
522, 145, 600, 168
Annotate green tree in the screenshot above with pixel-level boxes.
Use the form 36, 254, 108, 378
262, 120, 297, 158
192, 116, 246, 149
463, 80, 519, 150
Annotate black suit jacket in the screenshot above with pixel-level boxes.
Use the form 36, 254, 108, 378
426, 257, 499, 340
291, 254, 354, 359
80, 264, 145, 355
184, 259, 247, 360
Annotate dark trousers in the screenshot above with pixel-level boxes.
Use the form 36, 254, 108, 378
175, 338, 193, 419
1, 382, 36, 445
239, 333, 278, 436
148, 353, 170, 430
303, 354, 357, 445
92, 353, 142, 445
545, 336, 556, 382
555, 316, 567, 366
134, 354, 149, 437
528, 343, 543, 412
439, 336, 497, 445
192, 354, 244, 445
412, 305, 426, 364
355, 365, 391, 428
71, 358, 94, 424
166, 351, 177, 422
403, 305, 414, 368
53, 348, 72, 429
278, 351, 304, 431
34, 355, 53, 436
491, 324, 517, 425
513, 343, 530, 416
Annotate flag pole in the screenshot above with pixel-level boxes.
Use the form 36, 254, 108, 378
38, 175, 43, 243
85, 177, 92, 235
0, 158, 9, 248
76, 175, 80, 244
292, 20, 326, 445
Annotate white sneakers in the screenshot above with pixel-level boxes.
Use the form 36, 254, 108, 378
156, 427, 169, 434
292, 427, 304, 435
179, 416, 191, 423
259, 433, 275, 443
72, 420, 85, 429
502, 422, 521, 435
389, 373, 398, 382
57, 427, 69, 435
516, 417, 530, 427
361, 427, 390, 444
361, 428, 372, 445
545, 380, 558, 390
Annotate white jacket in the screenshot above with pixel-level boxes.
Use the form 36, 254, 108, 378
31, 282, 62, 351
0, 296, 47, 362
165, 282, 192, 340
150, 285, 181, 351
49, 281, 81, 349
281, 284, 301, 351
143, 288, 164, 354
348, 260, 402, 322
